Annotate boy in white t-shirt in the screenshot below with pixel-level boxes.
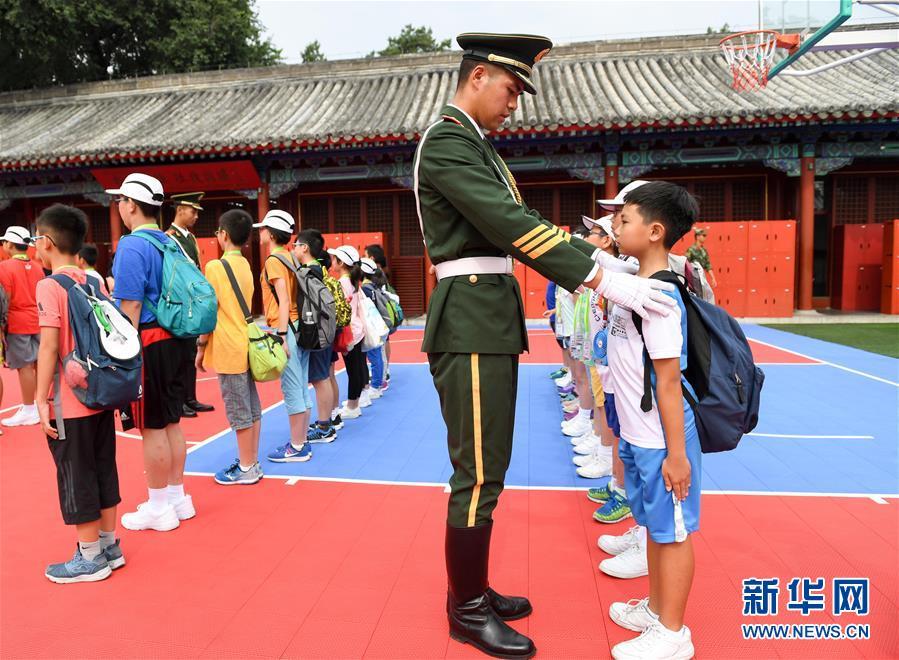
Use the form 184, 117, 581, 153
604, 181, 700, 660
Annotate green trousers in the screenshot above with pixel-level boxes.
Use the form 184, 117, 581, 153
428, 352, 519, 528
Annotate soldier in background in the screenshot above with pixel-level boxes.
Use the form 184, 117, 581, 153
167, 192, 214, 418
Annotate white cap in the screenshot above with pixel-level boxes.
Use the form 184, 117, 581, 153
104, 173, 165, 206
596, 180, 649, 211
360, 257, 378, 275
0, 226, 31, 245
252, 210, 295, 235
327, 245, 360, 267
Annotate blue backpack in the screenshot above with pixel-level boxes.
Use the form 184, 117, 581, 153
50, 275, 142, 437
632, 270, 765, 453
127, 231, 217, 337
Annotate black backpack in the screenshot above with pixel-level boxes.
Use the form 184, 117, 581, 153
632, 270, 765, 453
265, 253, 336, 351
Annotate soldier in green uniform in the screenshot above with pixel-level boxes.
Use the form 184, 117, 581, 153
685, 227, 717, 288
167, 192, 214, 417
414, 33, 678, 659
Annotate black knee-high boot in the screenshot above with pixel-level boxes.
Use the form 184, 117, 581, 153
445, 522, 536, 659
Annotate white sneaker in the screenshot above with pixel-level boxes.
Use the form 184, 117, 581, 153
170, 494, 196, 521
570, 430, 593, 446
576, 455, 613, 479
359, 390, 372, 408
554, 373, 572, 388
562, 416, 592, 437
340, 406, 362, 419
609, 597, 659, 632
611, 621, 694, 660
573, 451, 598, 467
573, 435, 601, 455
368, 387, 383, 400
600, 542, 649, 579
598, 525, 645, 556
121, 503, 180, 531
2, 405, 40, 427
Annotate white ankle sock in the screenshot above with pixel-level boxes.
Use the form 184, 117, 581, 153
79, 539, 102, 561
21, 403, 36, 414
597, 443, 613, 456
239, 463, 253, 472
577, 407, 591, 420
99, 530, 116, 550
166, 484, 185, 501
148, 487, 169, 512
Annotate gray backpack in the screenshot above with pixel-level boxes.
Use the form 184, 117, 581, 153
266, 254, 337, 351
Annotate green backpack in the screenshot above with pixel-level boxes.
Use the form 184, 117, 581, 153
128, 231, 217, 337
220, 260, 286, 382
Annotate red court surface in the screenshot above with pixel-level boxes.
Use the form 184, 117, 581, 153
1, 329, 896, 659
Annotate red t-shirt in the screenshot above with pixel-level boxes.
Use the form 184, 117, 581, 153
0, 256, 44, 334
36, 268, 99, 419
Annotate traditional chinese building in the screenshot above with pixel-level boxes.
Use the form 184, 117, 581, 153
1, 26, 897, 316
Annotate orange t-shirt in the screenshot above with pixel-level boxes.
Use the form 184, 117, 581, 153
36, 267, 99, 419
260, 250, 299, 328
0, 256, 44, 334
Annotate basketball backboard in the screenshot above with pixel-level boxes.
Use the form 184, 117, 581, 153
720, 0, 898, 89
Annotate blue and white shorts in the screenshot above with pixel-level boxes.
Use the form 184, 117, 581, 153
618, 430, 702, 544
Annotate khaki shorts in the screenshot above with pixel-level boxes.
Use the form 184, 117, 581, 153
589, 366, 605, 408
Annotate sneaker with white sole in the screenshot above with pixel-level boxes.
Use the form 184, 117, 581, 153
593, 490, 633, 524
359, 390, 372, 407
599, 542, 648, 579
367, 387, 383, 400
573, 435, 601, 455
214, 460, 263, 485
573, 451, 598, 467
267, 442, 312, 463
340, 406, 362, 419
587, 483, 615, 503
2, 405, 40, 427
121, 503, 180, 531
103, 539, 126, 570
170, 494, 196, 520
609, 597, 659, 632
561, 416, 592, 437
570, 430, 593, 446
553, 372, 572, 388
331, 414, 345, 430
598, 525, 645, 555
576, 455, 613, 479
45, 545, 112, 584
611, 621, 694, 660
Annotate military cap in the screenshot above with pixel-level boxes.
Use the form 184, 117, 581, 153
694, 227, 708, 236
171, 192, 204, 210
456, 33, 552, 95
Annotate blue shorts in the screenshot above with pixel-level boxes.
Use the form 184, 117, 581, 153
618, 430, 702, 544
280, 326, 313, 415
308, 346, 334, 383
604, 393, 621, 438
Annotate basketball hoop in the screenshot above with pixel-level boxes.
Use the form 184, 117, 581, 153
719, 30, 801, 91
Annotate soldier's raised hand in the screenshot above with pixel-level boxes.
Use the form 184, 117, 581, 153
594, 270, 676, 319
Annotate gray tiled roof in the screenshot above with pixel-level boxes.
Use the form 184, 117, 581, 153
1, 30, 896, 170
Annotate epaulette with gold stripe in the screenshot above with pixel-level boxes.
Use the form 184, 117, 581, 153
441, 115, 464, 126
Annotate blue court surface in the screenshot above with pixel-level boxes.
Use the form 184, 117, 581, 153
187, 324, 899, 498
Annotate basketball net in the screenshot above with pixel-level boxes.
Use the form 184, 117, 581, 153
719, 30, 801, 91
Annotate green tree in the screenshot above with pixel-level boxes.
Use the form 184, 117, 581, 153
0, 0, 282, 91
301, 40, 326, 63
369, 24, 451, 58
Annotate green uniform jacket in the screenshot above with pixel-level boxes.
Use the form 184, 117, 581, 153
416, 104, 598, 355
167, 226, 201, 269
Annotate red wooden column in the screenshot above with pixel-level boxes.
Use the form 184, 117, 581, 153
109, 200, 122, 249
798, 146, 815, 310
257, 183, 271, 260
604, 158, 619, 202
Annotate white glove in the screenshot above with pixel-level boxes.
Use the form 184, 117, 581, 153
596, 270, 677, 319
593, 249, 638, 275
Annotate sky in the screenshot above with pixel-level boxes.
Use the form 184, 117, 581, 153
256, 0, 895, 63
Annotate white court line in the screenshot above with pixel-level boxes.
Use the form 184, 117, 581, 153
186, 368, 347, 454
115, 431, 142, 440
749, 337, 898, 387
748, 432, 875, 440
197, 376, 218, 383
181, 470, 897, 504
